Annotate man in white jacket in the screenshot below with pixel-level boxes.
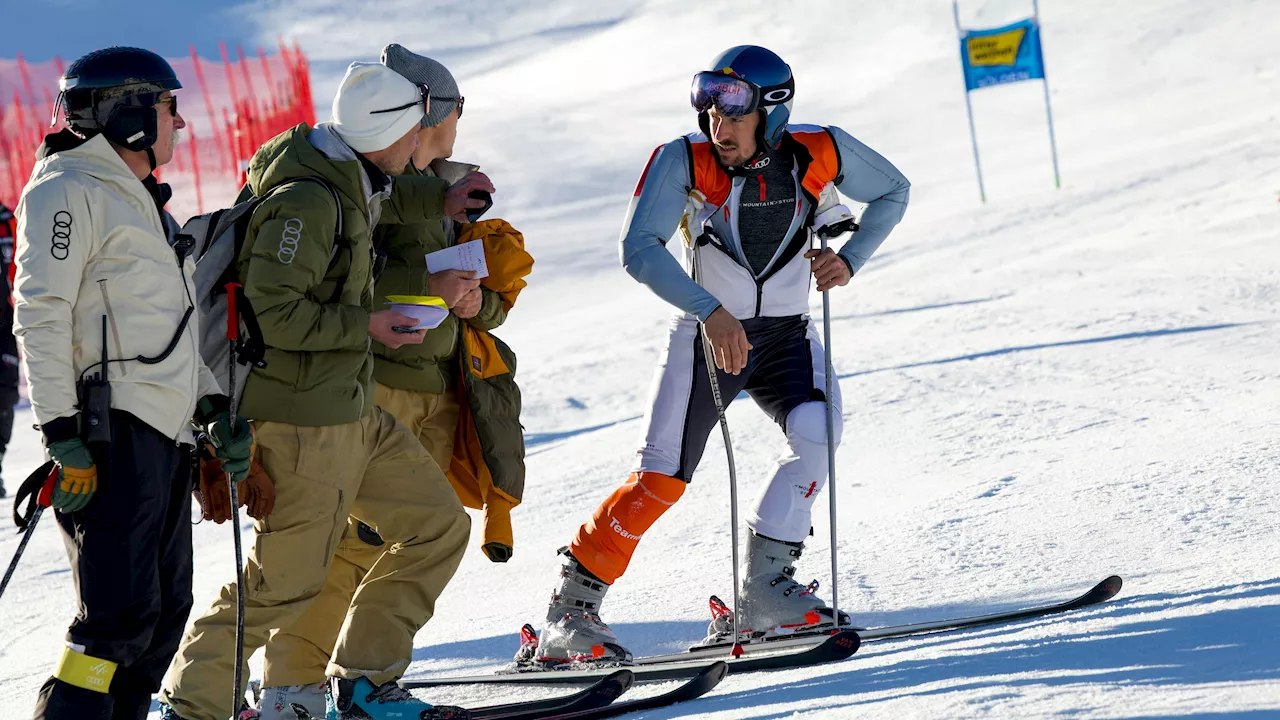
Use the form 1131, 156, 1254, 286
14, 47, 253, 720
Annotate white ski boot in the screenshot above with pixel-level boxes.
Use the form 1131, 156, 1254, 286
255, 683, 325, 720
699, 532, 850, 645
518, 549, 632, 665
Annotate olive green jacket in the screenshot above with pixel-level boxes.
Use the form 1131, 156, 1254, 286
235, 123, 449, 426
372, 159, 506, 394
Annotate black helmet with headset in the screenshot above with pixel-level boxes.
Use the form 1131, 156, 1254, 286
57, 47, 182, 166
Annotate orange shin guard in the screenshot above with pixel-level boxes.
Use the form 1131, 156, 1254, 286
569, 472, 687, 584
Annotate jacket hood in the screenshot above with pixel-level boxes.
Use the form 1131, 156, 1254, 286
33, 130, 138, 188
245, 122, 380, 215
32, 129, 172, 231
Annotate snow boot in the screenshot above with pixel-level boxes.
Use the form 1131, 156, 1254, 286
324, 676, 465, 719
524, 549, 631, 665
257, 682, 325, 720
700, 532, 850, 644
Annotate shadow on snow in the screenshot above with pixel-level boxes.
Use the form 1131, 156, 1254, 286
838, 323, 1251, 380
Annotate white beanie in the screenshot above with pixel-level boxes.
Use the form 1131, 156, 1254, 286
330, 62, 425, 153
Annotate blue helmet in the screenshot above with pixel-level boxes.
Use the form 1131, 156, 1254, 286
693, 45, 794, 148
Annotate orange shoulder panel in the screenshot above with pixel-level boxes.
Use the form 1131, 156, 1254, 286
688, 139, 732, 208
790, 129, 841, 199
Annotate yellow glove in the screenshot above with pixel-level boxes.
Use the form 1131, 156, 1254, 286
48, 438, 97, 513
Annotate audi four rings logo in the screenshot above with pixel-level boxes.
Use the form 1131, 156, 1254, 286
763, 88, 792, 103
277, 218, 303, 264
50, 211, 73, 260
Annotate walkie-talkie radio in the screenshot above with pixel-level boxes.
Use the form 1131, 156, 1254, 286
78, 315, 112, 445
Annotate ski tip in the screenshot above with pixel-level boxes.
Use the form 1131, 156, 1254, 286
704, 659, 730, 685
832, 629, 861, 657
1095, 575, 1124, 602
605, 668, 636, 694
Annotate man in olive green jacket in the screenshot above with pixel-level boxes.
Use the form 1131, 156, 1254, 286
159, 62, 495, 720
253, 48, 509, 718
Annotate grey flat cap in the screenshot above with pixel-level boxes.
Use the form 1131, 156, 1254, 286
381, 43, 460, 128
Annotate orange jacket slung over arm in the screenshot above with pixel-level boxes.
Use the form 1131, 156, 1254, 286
447, 218, 533, 562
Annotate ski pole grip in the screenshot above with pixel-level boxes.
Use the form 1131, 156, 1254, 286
38, 465, 58, 508
225, 282, 241, 342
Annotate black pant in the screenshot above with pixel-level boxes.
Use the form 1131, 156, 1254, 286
0, 322, 19, 489
33, 411, 195, 720
678, 315, 825, 480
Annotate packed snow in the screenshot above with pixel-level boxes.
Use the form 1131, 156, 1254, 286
2, 0, 1278, 717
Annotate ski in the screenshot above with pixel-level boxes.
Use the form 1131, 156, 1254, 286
404, 630, 859, 686
289, 703, 471, 720
469, 669, 633, 719
306, 665, 715, 720
862, 574, 1123, 641
287, 671, 632, 720
523, 660, 725, 720
682, 574, 1124, 658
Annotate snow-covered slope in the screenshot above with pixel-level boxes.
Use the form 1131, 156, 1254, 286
2, 1, 1278, 717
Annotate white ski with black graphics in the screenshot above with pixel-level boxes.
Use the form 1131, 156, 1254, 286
403, 630, 861, 687
683, 574, 1124, 658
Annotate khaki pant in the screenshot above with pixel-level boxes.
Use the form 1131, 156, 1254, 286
159, 406, 469, 720
260, 384, 462, 688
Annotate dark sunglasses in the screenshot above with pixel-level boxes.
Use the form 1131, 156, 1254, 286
371, 83, 430, 117
433, 95, 465, 120
156, 95, 178, 117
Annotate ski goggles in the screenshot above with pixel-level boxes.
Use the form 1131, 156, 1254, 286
690, 72, 758, 116
371, 82, 430, 126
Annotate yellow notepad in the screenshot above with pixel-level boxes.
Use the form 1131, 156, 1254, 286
385, 295, 450, 330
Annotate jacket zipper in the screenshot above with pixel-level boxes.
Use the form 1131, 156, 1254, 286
96, 280, 126, 360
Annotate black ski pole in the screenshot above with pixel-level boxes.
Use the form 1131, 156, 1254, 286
225, 281, 247, 716
1, 461, 58, 603
1, 509, 43, 601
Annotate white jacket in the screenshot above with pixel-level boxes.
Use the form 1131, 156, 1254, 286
14, 132, 220, 444
620, 125, 910, 321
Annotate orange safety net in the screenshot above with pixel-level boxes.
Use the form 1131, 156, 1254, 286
0, 41, 315, 222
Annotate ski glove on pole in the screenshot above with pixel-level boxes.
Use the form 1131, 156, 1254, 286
195, 395, 254, 482
47, 438, 97, 513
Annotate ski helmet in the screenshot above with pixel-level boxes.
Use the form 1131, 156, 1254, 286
58, 47, 182, 153
691, 45, 794, 148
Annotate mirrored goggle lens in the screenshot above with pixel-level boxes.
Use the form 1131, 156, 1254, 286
690, 73, 756, 116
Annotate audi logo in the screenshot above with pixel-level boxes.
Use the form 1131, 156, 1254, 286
277, 218, 304, 264
51, 210, 73, 260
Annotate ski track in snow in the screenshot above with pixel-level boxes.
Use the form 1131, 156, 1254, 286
3, 0, 1279, 717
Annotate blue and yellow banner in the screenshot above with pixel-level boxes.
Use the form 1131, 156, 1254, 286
960, 18, 1045, 91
